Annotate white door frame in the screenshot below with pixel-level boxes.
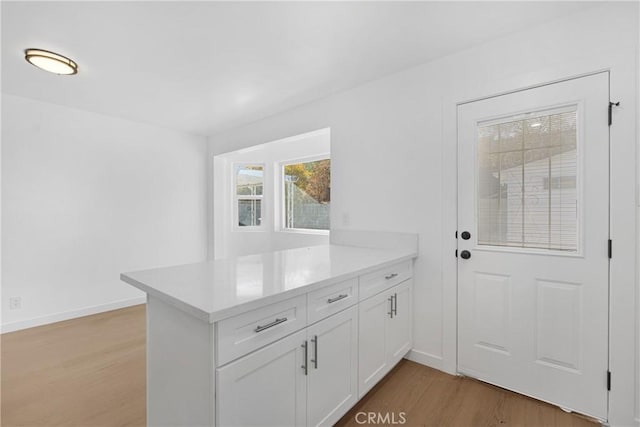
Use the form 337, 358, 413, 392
441, 66, 637, 425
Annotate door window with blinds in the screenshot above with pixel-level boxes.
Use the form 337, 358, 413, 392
477, 106, 579, 252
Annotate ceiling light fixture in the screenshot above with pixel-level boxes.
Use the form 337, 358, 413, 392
24, 48, 78, 75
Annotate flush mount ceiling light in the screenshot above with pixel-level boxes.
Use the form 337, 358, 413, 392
24, 48, 78, 75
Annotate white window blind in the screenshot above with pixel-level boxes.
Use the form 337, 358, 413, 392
477, 107, 578, 251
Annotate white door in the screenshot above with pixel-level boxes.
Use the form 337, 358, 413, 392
457, 73, 609, 420
385, 280, 412, 364
216, 329, 307, 427
307, 306, 358, 427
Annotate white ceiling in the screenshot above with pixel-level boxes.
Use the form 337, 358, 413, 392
2, 1, 597, 137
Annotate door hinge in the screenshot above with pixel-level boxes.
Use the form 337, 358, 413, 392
608, 101, 620, 126
608, 239, 612, 259
607, 370, 611, 390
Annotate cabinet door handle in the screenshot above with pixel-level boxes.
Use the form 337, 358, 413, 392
388, 296, 394, 319
385, 273, 398, 280
301, 340, 308, 375
311, 335, 318, 369
392, 293, 398, 316
254, 317, 287, 333
327, 294, 348, 304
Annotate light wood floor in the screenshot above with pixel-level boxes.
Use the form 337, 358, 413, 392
1, 305, 597, 427
2, 305, 146, 427
334, 360, 597, 427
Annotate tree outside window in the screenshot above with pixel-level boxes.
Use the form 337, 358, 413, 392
283, 159, 330, 230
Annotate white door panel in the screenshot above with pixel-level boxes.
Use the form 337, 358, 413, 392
216, 329, 307, 427
307, 306, 358, 427
358, 290, 389, 397
358, 281, 413, 398
385, 280, 412, 363
457, 73, 609, 420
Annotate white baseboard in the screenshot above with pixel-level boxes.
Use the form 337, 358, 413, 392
405, 349, 444, 371
1, 296, 147, 334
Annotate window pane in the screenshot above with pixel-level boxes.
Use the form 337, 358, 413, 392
237, 165, 263, 196
477, 108, 578, 251
283, 159, 330, 230
238, 199, 262, 227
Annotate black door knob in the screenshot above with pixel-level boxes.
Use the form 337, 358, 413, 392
460, 250, 471, 259
461, 231, 471, 240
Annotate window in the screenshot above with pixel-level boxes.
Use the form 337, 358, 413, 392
282, 158, 330, 231
477, 107, 578, 251
235, 164, 264, 227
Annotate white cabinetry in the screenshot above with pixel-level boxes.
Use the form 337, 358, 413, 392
126, 243, 418, 427
385, 280, 412, 364
358, 279, 412, 398
217, 306, 358, 427
217, 329, 307, 427
358, 286, 389, 396
216, 294, 307, 366
307, 307, 358, 427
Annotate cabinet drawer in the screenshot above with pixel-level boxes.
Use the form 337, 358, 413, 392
359, 260, 412, 301
307, 278, 358, 324
217, 294, 307, 366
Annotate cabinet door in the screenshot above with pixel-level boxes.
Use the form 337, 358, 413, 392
216, 329, 307, 427
386, 279, 412, 364
358, 289, 392, 398
307, 306, 358, 427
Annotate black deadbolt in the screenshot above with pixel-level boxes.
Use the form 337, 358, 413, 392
460, 250, 471, 259
461, 231, 471, 240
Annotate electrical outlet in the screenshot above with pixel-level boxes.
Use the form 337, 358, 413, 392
9, 297, 22, 310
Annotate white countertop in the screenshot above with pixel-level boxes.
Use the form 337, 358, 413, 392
121, 244, 416, 323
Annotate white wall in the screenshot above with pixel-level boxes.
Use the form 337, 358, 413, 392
0, 2, 4, 342
2, 95, 208, 332
213, 129, 330, 259
208, 4, 638, 425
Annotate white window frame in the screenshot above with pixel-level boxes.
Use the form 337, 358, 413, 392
233, 163, 265, 231
277, 154, 330, 234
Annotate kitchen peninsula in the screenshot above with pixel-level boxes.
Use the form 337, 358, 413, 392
121, 233, 418, 427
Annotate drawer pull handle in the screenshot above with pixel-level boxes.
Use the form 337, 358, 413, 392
254, 317, 287, 333
385, 273, 398, 280
301, 340, 308, 375
311, 335, 318, 369
392, 293, 398, 316
327, 294, 348, 304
